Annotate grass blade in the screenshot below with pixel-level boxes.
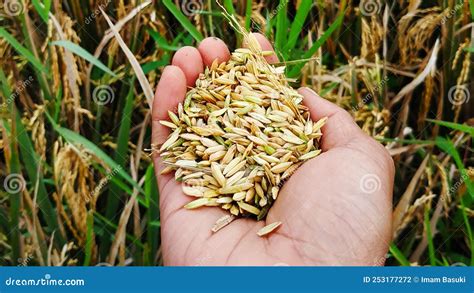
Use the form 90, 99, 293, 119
460, 197, 474, 265
163, 0, 204, 42
100, 8, 154, 108
283, 0, 312, 53
245, 0, 252, 31
83, 211, 94, 266
275, 0, 288, 53
0, 28, 47, 73
51, 40, 116, 77
424, 205, 436, 266
94, 211, 144, 249
31, 0, 51, 23
287, 8, 345, 78
435, 137, 474, 198
147, 29, 180, 51
0, 69, 64, 249
102, 84, 136, 256
223, 0, 236, 15
389, 243, 410, 266
45, 112, 147, 206
0, 69, 22, 262
427, 119, 474, 137
469, 0, 474, 21
145, 165, 160, 265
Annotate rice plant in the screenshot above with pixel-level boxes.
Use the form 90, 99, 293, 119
0, 0, 472, 266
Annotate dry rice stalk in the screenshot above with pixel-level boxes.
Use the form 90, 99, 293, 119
155, 13, 325, 235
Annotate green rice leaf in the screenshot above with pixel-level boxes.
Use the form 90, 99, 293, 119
464, 46, 474, 52
163, 0, 204, 42
275, 0, 289, 53
245, 0, 252, 31
436, 137, 474, 199
389, 244, 410, 266
83, 211, 94, 266
460, 197, 474, 266
51, 40, 116, 77
32, 0, 51, 23
223, 0, 236, 15
0, 28, 47, 73
287, 8, 345, 77
427, 119, 474, 137
424, 205, 436, 266
148, 29, 180, 51
469, 0, 474, 21
284, 0, 312, 53
45, 112, 148, 207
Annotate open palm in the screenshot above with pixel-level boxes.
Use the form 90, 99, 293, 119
152, 35, 394, 265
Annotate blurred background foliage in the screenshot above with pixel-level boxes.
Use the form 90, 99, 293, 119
0, 0, 473, 266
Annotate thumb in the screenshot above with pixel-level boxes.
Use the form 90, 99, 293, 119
298, 87, 364, 151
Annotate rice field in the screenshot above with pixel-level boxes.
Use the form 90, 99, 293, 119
0, 0, 473, 266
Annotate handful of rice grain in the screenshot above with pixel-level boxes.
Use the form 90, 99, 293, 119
156, 33, 326, 235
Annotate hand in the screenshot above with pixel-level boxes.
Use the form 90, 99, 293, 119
152, 34, 394, 265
